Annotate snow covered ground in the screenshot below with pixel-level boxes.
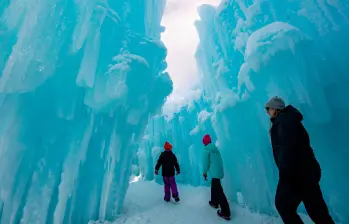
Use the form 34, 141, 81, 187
92, 179, 313, 224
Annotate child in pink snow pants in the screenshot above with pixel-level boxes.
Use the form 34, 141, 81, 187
155, 142, 180, 202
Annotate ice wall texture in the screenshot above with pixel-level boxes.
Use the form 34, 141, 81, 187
194, 0, 349, 222
135, 0, 349, 223
0, 0, 171, 223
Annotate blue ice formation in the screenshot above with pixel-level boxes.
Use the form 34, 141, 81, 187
1, 0, 349, 223
135, 0, 349, 223
0, 0, 171, 223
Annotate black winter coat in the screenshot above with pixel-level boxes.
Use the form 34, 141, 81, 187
270, 105, 321, 182
155, 151, 180, 177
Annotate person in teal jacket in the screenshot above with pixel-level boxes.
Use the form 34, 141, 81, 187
202, 134, 231, 221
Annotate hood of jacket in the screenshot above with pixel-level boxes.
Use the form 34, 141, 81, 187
272, 105, 303, 124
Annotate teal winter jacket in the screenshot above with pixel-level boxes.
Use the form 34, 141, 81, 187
202, 143, 224, 179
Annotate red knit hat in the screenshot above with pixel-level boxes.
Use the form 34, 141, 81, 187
164, 141, 172, 150
202, 134, 212, 146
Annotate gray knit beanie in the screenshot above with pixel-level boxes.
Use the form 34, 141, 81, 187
265, 96, 285, 110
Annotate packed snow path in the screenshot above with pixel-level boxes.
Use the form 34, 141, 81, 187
106, 180, 313, 224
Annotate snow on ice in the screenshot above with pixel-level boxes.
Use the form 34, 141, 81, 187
0, 0, 348, 223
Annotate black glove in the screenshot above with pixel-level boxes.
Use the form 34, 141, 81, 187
176, 171, 180, 175
203, 173, 207, 180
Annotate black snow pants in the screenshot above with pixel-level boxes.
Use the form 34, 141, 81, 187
275, 178, 334, 224
211, 178, 230, 216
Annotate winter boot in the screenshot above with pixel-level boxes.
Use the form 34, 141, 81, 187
217, 210, 230, 221
209, 201, 218, 209
164, 197, 170, 202
174, 196, 180, 202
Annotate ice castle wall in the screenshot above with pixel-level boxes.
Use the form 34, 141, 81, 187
135, 0, 349, 223
0, 0, 170, 223
195, 1, 349, 222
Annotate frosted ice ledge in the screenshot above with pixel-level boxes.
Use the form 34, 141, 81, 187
0, 0, 170, 223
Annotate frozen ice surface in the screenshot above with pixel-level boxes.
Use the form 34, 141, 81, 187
0, 0, 170, 223
1, 0, 349, 223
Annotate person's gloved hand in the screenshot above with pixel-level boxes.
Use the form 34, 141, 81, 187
176, 171, 180, 175
155, 170, 159, 175
203, 173, 207, 180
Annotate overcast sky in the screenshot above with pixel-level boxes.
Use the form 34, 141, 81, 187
161, 0, 220, 113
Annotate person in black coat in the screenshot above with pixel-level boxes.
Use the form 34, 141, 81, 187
155, 141, 180, 202
265, 96, 334, 224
